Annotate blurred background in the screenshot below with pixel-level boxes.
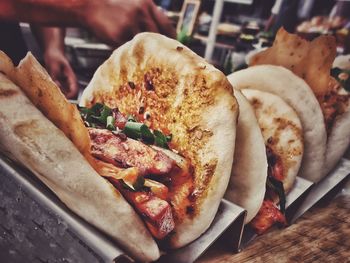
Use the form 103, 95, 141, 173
16, 0, 350, 99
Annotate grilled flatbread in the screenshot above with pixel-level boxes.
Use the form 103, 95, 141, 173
79, 32, 239, 248
241, 89, 303, 193
228, 65, 326, 182
224, 89, 267, 223
0, 68, 159, 261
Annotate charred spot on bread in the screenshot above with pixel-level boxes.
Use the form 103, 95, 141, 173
144, 73, 154, 91
186, 205, 195, 215
37, 88, 43, 97
250, 97, 262, 109
14, 121, 46, 155
14, 120, 39, 137
0, 89, 18, 98
128, 81, 136, 89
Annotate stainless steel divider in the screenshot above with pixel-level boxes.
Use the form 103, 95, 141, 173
240, 176, 314, 249
240, 159, 350, 250
157, 200, 246, 263
291, 158, 350, 222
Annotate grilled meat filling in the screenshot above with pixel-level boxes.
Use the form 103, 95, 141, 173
89, 128, 175, 176
250, 146, 287, 234
89, 128, 178, 239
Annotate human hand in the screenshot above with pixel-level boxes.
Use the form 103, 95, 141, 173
43, 48, 79, 99
31, 26, 79, 99
81, 0, 176, 46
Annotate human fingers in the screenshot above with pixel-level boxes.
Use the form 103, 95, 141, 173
84, 1, 141, 47
62, 63, 79, 99
148, 2, 176, 38
91, 19, 136, 47
141, 9, 159, 33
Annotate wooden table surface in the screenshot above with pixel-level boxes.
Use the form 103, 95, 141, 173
198, 183, 350, 263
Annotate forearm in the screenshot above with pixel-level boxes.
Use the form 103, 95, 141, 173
0, 0, 176, 47
0, 0, 87, 26
31, 26, 65, 53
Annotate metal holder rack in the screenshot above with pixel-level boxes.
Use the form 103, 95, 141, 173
0, 154, 348, 262
240, 176, 314, 249
157, 200, 246, 263
291, 158, 350, 222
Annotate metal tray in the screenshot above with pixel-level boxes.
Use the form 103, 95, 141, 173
0, 155, 246, 263
1, 153, 349, 262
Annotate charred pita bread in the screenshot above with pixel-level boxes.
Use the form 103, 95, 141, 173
241, 89, 303, 193
228, 65, 326, 182
225, 89, 267, 223
80, 32, 239, 248
0, 62, 159, 261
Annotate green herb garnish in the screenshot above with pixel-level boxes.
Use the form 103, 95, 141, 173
93, 105, 112, 123
266, 175, 286, 214
140, 125, 155, 143
154, 130, 169, 149
127, 115, 137, 122
106, 116, 115, 130
79, 103, 112, 128
122, 121, 171, 147
123, 122, 143, 139
123, 122, 158, 144
79, 105, 171, 148
166, 134, 172, 142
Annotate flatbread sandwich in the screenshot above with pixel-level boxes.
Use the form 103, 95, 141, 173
229, 28, 350, 182
0, 33, 239, 261
225, 88, 303, 234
